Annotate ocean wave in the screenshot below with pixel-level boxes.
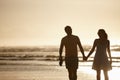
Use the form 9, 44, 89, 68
0, 45, 120, 52
0, 54, 120, 63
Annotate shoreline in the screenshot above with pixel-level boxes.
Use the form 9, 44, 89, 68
0, 60, 120, 68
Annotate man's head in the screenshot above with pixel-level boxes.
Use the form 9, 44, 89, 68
64, 26, 72, 35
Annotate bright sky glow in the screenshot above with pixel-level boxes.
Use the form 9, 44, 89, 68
0, 0, 120, 46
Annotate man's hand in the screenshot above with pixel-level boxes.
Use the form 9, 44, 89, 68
59, 60, 63, 66
59, 56, 63, 66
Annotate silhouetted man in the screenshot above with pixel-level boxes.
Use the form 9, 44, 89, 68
59, 26, 86, 80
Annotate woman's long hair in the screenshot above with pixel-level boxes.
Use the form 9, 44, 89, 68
97, 29, 108, 40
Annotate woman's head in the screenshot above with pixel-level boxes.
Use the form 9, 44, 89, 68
97, 29, 108, 40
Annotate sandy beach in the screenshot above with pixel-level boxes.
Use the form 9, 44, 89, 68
0, 66, 95, 80
0, 61, 120, 80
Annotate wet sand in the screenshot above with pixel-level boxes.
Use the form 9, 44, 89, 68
0, 60, 94, 80
0, 61, 119, 80
0, 66, 95, 80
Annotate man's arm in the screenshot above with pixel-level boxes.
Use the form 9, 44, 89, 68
77, 37, 85, 60
59, 39, 64, 66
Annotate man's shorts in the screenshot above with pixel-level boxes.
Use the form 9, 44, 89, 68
65, 57, 78, 69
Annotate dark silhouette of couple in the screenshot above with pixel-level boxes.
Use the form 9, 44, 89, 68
59, 26, 112, 80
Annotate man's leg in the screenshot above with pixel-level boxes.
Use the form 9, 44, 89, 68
68, 68, 73, 80
68, 68, 77, 80
73, 68, 77, 80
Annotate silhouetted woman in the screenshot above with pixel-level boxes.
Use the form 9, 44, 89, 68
86, 29, 112, 80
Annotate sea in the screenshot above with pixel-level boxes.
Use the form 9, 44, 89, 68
0, 46, 120, 80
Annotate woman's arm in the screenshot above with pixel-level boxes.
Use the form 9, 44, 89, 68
107, 40, 112, 64
87, 39, 97, 58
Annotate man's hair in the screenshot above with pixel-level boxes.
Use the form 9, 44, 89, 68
65, 26, 72, 33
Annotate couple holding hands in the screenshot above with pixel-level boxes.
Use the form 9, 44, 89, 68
59, 26, 112, 80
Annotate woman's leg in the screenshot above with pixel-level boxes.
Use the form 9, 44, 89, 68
103, 70, 109, 80
96, 70, 101, 80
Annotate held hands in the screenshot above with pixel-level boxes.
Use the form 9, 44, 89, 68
83, 52, 91, 61
83, 56, 87, 61
83, 55, 90, 61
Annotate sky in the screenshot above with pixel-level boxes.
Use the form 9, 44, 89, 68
0, 0, 120, 46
